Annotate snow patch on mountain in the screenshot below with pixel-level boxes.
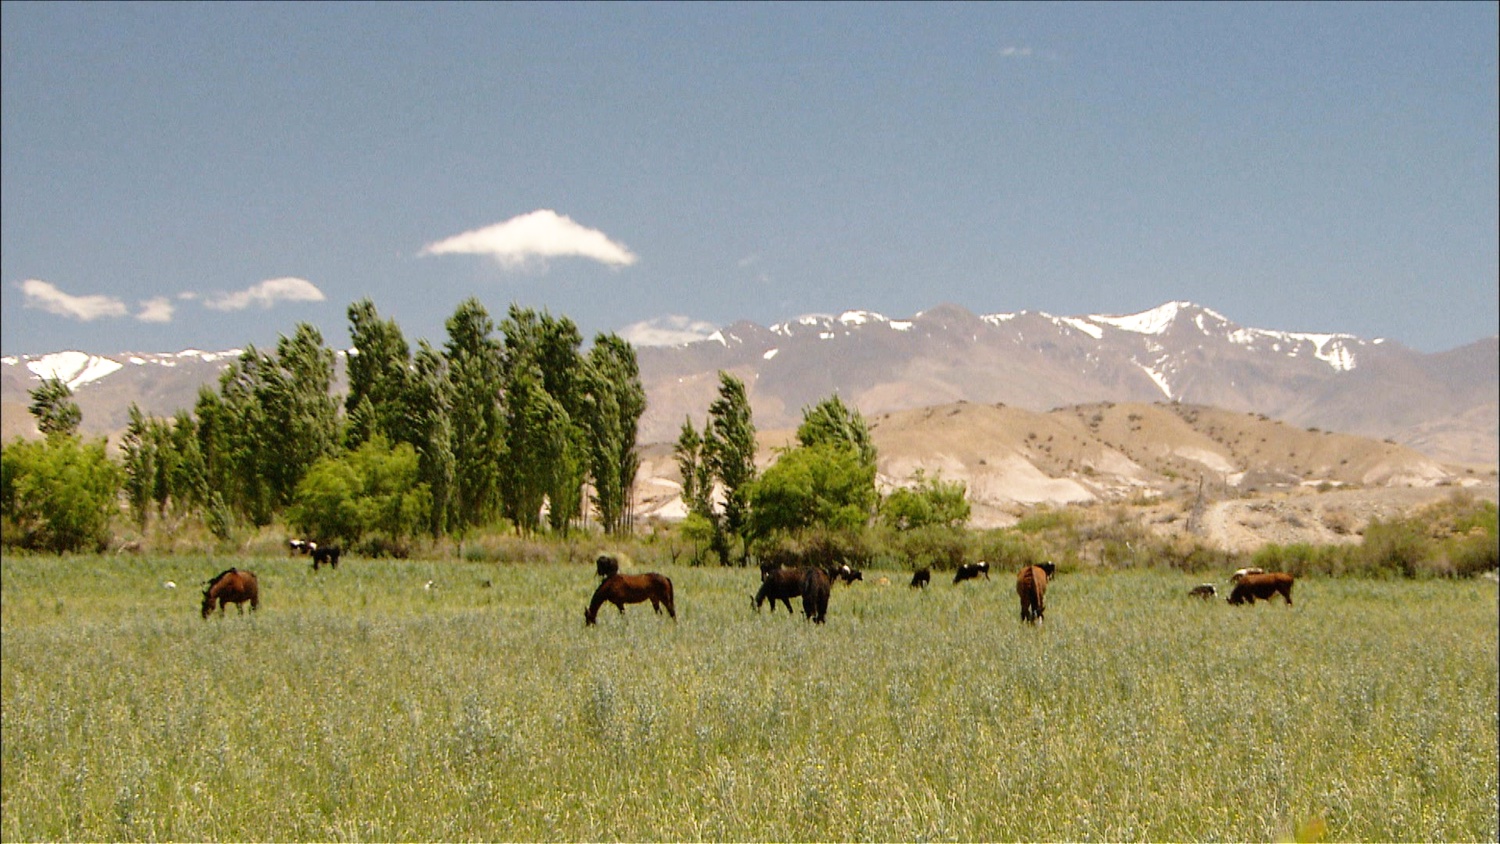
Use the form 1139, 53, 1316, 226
21, 351, 123, 389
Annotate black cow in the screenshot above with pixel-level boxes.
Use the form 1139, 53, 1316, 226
834, 564, 864, 584
910, 568, 931, 589
953, 561, 991, 583
1189, 583, 1217, 600
311, 544, 341, 571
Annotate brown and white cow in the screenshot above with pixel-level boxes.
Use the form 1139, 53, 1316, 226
1227, 571, 1294, 606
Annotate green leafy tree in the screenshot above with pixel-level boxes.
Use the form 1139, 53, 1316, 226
289, 435, 432, 552
675, 417, 713, 520
443, 298, 506, 533
704, 372, 757, 564
28, 377, 82, 439
500, 306, 590, 533
165, 409, 209, 514
502, 367, 559, 535
749, 441, 876, 538
209, 348, 275, 525
797, 395, 876, 471
120, 404, 163, 528
881, 469, 971, 531
1, 435, 122, 552
583, 334, 645, 535
406, 341, 454, 537
259, 323, 341, 509
344, 298, 413, 448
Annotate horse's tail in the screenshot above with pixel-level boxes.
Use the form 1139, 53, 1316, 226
663, 576, 676, 619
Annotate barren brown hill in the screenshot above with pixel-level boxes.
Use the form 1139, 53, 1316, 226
632, 401, 1496, 548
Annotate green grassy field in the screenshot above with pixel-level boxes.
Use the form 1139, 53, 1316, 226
3, 555, 1496, 842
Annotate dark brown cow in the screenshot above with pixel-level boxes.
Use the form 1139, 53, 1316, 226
1227, 572, 1294, 606
201, 568, 259, 619
1016, 562, 1056, 624
584, 573, 676, 625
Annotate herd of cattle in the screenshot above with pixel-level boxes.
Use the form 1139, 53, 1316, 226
196, 540, 1294, 625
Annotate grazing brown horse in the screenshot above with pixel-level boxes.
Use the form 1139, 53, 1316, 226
201, 568, 258, 619
585, 573, 676, 625
754, 567, 807, 614
1016, 562, 1056, 624
1227, 572, 1294, 606
801, 567, 831, 624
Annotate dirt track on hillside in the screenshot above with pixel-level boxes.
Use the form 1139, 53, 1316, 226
1197, 481, 1498, 553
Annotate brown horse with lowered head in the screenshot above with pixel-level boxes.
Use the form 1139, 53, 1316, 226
585, 572, 676, 625
1016, 562, 1056, 624
201, 568, 259, 619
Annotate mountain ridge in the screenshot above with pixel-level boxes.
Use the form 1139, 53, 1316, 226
4, 301, 1496, 468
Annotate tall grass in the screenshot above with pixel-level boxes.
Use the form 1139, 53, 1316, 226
3, 556, 1496, 841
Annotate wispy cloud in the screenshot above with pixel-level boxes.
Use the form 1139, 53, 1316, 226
999, 45, 1058, 61
617, 315, 719, 347
18, 279, 127, 321
136, 297, 175, 323
203, 277, 326, 312
421, 209, 638, 269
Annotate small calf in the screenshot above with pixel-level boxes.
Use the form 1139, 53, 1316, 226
1189, 583, 1217, 599
1230, 567, 1266, 584
910, 568, 931, 589
834, 564, 864, 584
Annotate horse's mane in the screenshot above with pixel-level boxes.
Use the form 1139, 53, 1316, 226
205, 568, 238, 588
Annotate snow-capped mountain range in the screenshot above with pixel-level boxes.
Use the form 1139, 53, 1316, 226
3, 302, 1496, 465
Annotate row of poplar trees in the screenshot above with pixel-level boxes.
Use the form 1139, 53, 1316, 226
119, 297, 646, 544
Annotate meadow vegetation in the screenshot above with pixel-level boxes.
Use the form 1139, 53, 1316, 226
3, 554, 1495, 842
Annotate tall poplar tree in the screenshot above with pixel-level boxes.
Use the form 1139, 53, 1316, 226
443, 298, 506, 533
345, 298, 413, 448
704, 372, 757, 564
584, 334, 646, 535
407, 340, 454, 537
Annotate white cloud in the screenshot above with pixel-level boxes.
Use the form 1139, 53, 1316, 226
421, 209, 638, 269
136, 297, 175, 323
617, 315, 720, 347
204, 277, 326, 311
18, 279, 127, 321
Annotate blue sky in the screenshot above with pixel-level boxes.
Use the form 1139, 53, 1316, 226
3, 1, 1496, 357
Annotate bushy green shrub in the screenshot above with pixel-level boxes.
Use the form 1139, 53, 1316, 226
1, 436, 121, 553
